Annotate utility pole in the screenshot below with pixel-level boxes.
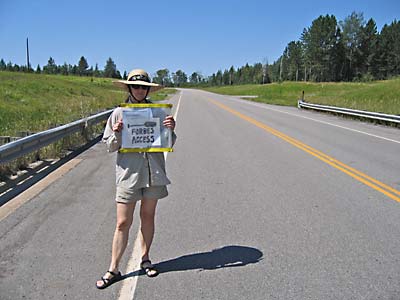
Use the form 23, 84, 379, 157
26, 37, 30, 71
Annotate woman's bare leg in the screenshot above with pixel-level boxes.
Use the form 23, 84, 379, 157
139, 198, 158, 262
97, 201, 136, 286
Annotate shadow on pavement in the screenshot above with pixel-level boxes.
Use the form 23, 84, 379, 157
124, 245, 263, 278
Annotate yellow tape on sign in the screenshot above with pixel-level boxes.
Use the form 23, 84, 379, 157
120, 103, 173, 108
119, 148, 173, 153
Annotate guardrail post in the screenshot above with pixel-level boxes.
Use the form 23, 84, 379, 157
17, 131, 30, 138
0, 136, 11, 146
82, 119, 90, 142
298, 91, 305, 109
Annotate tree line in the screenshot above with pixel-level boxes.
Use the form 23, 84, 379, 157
0, 56, 123, 79
1, 12, 399, 86
204, 12, 400, 85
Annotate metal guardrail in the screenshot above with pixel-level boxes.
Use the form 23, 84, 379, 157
0, 109, 113, 164
298, 100, 400, 124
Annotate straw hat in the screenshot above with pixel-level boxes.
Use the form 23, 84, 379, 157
113, 69, 160, 92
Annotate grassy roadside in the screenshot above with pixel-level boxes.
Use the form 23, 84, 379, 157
3, 71, 397, 137
203, 78, 400, 115
0, 71, 178, 176
0, 71, 177, 136
149, 88, 178, 101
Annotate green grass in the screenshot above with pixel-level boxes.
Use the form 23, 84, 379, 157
0, 72, 177, 136
149, 88, 178, 101
203, 78, 400, 115
1, 71, 398, 138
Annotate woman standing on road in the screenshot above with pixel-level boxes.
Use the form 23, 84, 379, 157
96, 69, 176, 289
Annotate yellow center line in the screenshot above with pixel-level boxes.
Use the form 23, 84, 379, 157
208, 98, 400, 203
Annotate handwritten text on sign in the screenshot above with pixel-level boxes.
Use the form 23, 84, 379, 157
121, 109, 161, 149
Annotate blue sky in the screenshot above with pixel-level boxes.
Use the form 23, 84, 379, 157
0, 0, 399, 78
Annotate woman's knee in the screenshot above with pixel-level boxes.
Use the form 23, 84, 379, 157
115, 202, 135, 231
116, 218, 132, 231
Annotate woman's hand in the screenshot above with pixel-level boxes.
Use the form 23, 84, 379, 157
113, 119, 123, 132
163, 115, 176, 130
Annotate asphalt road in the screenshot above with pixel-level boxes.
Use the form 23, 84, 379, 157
1, 89, 399, 300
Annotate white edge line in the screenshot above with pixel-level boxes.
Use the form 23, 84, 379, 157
228, 96, 400, 145
173, 91, 183, 120
119, 90, 182, 300
118, 234, 142, 300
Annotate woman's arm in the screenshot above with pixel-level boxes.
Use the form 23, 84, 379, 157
103, 108, 123, 152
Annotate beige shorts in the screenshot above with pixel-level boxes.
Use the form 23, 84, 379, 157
116, 185, 168, 203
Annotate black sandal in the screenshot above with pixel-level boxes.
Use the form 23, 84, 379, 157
96, 270, 122, 289
140, 260, 159, 277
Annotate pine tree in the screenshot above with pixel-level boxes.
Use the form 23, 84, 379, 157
43, 57, 57, 74
189, 72, 201, 84
103, 57, 119, 78
153, 69, 170, 86
302, 14, 340, 81
359, 18, 378, 78
340, 12, 366, 80
60, 62, 69, 75
172, 70, 188, 86
285, 41, 304, 81
229, 66, 235, 85
0, 59, 6, 70
379, 20, 400, 77
253, 63, 264, 84
78, 56, 89, 76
